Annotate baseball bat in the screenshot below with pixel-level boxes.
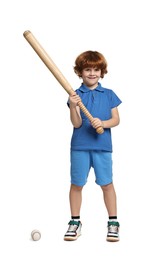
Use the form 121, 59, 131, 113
23, 30, 104, 134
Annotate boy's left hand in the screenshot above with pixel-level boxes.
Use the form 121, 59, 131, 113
91, 118, 103, 129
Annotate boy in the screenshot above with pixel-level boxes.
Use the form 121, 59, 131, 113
64, 51, 122, 242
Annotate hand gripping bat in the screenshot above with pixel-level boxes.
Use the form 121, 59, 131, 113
23, 31, 104, 134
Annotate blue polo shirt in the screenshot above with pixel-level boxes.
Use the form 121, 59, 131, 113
68, 83, 122, 152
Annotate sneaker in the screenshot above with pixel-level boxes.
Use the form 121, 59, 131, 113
106, 221, 120, 242
64, 220, 82, 241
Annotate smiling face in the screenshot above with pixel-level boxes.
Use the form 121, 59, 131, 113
81, 67, 102, 89
74, 51, 108, 86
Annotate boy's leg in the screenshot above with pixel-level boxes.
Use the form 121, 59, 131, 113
64, 151, 90, 241
101, 183, 120, 242
69, 184, 83, 216
64, 184, 83, 241
101, 183, 117, 216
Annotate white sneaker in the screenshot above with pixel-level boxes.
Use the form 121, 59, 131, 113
64, 220, 82, 241
106, 221, 120, 242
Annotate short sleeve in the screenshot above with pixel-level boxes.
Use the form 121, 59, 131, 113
109, 90, 122, 108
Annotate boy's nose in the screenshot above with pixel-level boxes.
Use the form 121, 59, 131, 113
90, 69, 95, 75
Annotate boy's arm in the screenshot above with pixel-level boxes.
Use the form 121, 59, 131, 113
69, 94, 82, 128
91, 107, 120, 129
102, 107, 120, 128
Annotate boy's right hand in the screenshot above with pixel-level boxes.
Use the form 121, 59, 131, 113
69, 93, 81, 108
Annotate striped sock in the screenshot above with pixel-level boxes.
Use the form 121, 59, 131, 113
109, 216, 117, 222
71, 216, 80, 222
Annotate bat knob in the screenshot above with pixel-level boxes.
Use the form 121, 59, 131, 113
96, 126, 104, 134
23, 30, 31, 37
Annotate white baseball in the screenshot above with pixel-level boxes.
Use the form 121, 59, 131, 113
31, 230, 41, 241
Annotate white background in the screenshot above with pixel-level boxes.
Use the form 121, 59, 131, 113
0, 0, 158, 259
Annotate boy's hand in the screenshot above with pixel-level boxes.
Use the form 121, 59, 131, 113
91, 118, 103, 129
69, 93, 81, 108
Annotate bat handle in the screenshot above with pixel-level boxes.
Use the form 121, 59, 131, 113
95, 126, 104, 134
77, 101, 104, 134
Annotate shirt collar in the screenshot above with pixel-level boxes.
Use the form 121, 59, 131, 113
79, 82, 104, 93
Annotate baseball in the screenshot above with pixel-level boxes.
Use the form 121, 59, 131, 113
31, 230, 41, 241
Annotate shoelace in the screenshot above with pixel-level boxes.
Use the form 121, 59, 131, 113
108, 225, 119, 233
68, 224, 78, 232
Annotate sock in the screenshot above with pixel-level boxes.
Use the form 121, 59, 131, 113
109, 216, 117, 222
71, 216, 80, 222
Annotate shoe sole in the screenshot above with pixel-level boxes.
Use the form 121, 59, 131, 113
106, 236, 119, 242
64, 234, 81, 241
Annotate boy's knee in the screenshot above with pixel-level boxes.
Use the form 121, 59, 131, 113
101, 182, 113, 191
71, 184, 83, 191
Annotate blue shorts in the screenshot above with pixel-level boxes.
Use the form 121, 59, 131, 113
70, 150, 113, 186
